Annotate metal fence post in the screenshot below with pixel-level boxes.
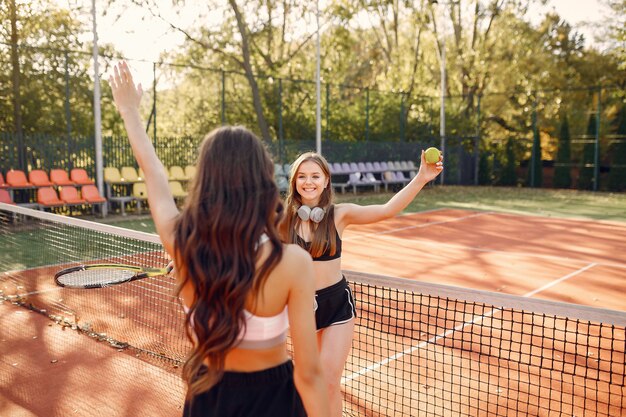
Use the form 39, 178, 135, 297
278, 78, 284, 164
365, 88, 370, 142
221, 70, 226, 125
152, 62, 157, 144
64, 50, 73, 170
325, 83, 330, 141
475, 95, 481, 185
531, 97, 538, 187
400, 93, 406, 143
593, 85, 602, 191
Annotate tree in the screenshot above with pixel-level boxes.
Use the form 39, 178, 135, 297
0, 1, 119, 136
335, 0, 430, 129
124, 0, 320, 142
578, 114, 597, 190
608, 105, 626, 191
553, 115, 571, 188
602, 0, 626, 72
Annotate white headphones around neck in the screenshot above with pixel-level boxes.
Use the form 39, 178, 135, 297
297, 205, 325, 223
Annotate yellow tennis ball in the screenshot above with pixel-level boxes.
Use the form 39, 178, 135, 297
424, 147, 441, 164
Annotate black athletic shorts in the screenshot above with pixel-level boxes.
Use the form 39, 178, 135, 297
314, 276, 357, 330
182, 361, 306, 417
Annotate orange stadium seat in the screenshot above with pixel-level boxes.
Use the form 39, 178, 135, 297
59, 186, 86, 205
37, 187, 64, 208
28, 170, 53, 187
6, 170, 33, 188
50, 169, 75, 186
0, 189, 15, 205
70, 168, 95, 185
81, 185, 107, 204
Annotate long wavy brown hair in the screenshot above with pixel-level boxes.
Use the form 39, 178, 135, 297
281, 152, 338, 258
174, 126, 284, 399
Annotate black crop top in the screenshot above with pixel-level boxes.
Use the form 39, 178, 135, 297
295, 229, 342, 262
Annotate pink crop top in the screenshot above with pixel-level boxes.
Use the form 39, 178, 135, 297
182, 234, 290, 350
183, 304, 289, 350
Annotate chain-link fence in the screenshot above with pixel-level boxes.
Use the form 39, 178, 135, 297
1, 44, 624, 190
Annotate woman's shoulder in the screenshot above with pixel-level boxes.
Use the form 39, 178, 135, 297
332, 202, 357, 212
330, 202, 357, 223
268, 243, 313, 287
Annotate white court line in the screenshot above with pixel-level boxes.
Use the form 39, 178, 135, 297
341, 262, 598, 384
343, 211, 493, 242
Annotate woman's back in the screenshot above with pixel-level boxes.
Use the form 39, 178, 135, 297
198, 242, 314, 371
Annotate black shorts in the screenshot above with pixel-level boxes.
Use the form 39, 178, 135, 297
183, 361, 306, 417
314, 276, 357, 330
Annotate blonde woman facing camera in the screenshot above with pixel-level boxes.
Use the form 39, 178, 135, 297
280, 151, 442, 416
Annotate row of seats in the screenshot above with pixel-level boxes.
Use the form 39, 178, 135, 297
330, 161, 417, 175
1, 159, 416, 213
274, 160, 417, 178
0, 165, 193, 216
0, 168, 102, 212
0, 185, 106, 212
336, 170, 417, 194
0, 168, 94, 189
103, 166, 193, 215
104, 181, 189, 215
104, 165, 196, 184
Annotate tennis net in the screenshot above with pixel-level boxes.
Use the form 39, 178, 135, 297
1, 202, 624, 416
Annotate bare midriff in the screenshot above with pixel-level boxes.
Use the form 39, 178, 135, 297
312, 257, 343, 290
221, 345, 289, 372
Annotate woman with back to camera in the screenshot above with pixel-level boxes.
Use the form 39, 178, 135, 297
109, 61, 329, 417
280, 151, 443, 416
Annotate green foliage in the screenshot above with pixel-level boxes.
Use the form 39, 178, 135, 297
0, 0, 123, 139
1, 0, 625, 189
578, 114, 597, 190
608, 105, 626, 191
499, 137, 518, 186
553, 115, 572, 188
604, 0, 626, 71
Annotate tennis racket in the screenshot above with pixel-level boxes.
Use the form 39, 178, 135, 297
54, 263, 173, 289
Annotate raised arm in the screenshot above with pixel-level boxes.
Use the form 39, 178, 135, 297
108, 62, 178, 255
338, 150, 443, 226
285, 246, 330, 416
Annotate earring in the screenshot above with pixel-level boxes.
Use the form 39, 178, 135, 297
297, 206, 325, 223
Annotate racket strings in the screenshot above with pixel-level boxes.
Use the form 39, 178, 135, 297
58, 268, 136, 287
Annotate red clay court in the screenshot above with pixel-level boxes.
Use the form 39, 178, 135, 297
1, 207, 625, 416
342, 208, 626, 311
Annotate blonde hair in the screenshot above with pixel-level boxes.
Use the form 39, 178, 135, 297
283, 152, 337, 258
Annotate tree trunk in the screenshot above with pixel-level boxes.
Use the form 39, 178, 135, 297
229, 0, 272, 142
